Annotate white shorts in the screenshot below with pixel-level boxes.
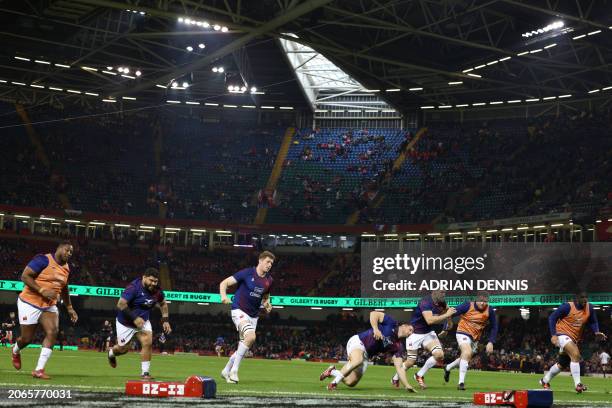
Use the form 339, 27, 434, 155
115, 319, 152, 346
406, 331, 439, 352
456, 333, 478, 354
557, 335, 574, 352
346, 335, 368, 374
231, 309, 259, 333
17, 298, 58, 325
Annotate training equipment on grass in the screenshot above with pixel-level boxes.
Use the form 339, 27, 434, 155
125, 375, 216, 398
473, 390, 553, 408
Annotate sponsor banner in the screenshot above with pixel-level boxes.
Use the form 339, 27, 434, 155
1, 280, 610, 306
361, 242, 611, 298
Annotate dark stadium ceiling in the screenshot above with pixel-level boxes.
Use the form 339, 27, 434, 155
0, 0, 611, 111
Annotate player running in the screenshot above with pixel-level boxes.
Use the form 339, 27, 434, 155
107, 268, 172, 379
10, 241, 78, 379
392, 290, 455, 389
540, 292, 607, 393
220, 251, 275, 384
320, 311, 416, 392
443, 292, 498, 390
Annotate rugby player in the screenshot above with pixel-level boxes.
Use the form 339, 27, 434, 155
540, 292, 606, 393
443, 292, 498, 390
220, 251, 275, 383
320, 311, 415, 392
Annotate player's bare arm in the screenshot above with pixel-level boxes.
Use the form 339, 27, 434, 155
393, 356, 416, 392
262, 293, 272, 313
422, 308, 456, 326
159, 300, 172, 334
219, 276, 238, 304
61, 285, 78, 323
369, 311, 385, 340
21, 266, 55, 301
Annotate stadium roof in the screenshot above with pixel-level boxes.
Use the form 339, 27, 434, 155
279, 34, 395, 111
280, 35, 363, 101
0, 1, 610, 112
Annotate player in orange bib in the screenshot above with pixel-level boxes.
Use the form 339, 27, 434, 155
442, 292, 497, 390
540, 292, 607, 393
10, 242, 78, 379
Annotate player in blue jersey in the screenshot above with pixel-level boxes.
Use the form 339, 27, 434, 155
215, 336, 225, 357
107, 268, 171, 379
219, 251, 275, 384
392, 290, 455, 389
320, 311, 416, 392
442, 292, 498, 390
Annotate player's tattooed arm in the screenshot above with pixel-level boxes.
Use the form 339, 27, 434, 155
219, 276, 238, 304
393, 356, 416, 392
117, 297, 143, 328
159, 300, 172, 334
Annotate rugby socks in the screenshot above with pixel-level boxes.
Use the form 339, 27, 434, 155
231, 342, 250, 372
543, 363, 561, 383
141, 360, 150, 375
570, 362, 581, 386
458, 359, 469, 384
35, 347, 52, 371
331, 369, 341, 377
331, 370, 345, 385
446, 358, 460, 371
223, 353, 236, 373
417, 356, 438, 377
12, 343, 20, 354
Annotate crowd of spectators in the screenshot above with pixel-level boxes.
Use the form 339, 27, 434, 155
1, 101, 609, 226
375, 109, 612, 225
155, 113, 282, 222
0, 104, 63, 210
269, 128, 410, 224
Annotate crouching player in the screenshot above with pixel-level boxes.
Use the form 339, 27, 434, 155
320, 311, 416, 392
540, 292, 607, 393
392, 291, 456, 389
443, 292, 498, 390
